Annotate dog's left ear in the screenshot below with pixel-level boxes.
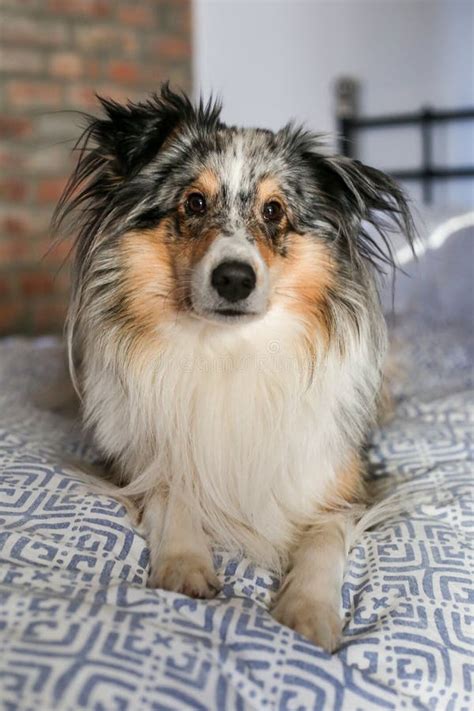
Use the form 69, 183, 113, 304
307, 153, 416, 271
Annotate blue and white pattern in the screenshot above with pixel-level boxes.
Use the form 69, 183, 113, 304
0, 321, 472, 711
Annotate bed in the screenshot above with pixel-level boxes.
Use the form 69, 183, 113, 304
1, 102, 473, 710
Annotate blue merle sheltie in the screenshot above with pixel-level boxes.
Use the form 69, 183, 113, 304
54, 85, 414, 651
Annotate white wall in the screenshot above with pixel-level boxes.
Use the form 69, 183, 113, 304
193, 0, 474, 207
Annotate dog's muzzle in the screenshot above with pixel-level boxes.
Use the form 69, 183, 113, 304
190, 233, 269, 322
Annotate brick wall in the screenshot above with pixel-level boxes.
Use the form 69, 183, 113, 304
0, 0, 192, 335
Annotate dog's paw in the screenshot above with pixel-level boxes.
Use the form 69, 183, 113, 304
272, 592, 342, 653
148, 553, 221, 599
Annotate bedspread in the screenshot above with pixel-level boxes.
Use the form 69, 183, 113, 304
0, 322, 472, 711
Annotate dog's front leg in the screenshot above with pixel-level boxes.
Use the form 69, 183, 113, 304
272, 511, 352, 652
143, 488, 221, 599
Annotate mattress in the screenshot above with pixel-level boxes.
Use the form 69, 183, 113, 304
1, 213, 473, 711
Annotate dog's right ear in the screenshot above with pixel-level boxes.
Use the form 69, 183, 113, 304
53, 84, 222, 233
90, 83, 221, 179
92, 96, 179, 180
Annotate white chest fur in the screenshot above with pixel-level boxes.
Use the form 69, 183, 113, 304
84, 306, 374, 569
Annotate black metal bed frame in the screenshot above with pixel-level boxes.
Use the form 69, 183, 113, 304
335, 78, 474, 203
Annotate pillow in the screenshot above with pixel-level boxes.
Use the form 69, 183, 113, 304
378, 206, 474, 328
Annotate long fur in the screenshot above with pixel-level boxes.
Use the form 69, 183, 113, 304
54, 85, 415, 574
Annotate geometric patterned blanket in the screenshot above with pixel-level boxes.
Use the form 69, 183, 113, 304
0, 324, 472, 711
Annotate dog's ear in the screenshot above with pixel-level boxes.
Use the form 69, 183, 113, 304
89, 83, 221, 179
306, 153, 416, 271
53, 84, 221, 235
93, 94, 181, 179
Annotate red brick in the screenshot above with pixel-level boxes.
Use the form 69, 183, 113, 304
0, 115, 32, 139
47, 0, 111, 16
2, 16, 67, 47
0, 48, 44, 74
0, 303, 22, 333
49, 52, 83, 79
151, 36, 191, 61
0, 178, 29, 202
0, 276, 12, 299
20, 272, 55, 296
0, 208, 50, 237
65, 85, 100, 109
108, 60, 140, 85
0, 147, 26, 170
74, 26, 137, 54
34, 235, 74, 264
84, 59, 101, 80
36, 113, 80, 141
0, 0, 40, 8
118, 4, 154, 26
6, 81, 63, 108
159, 0, 191, 35
37, 177, 68, 204
31, 301, 67, 333
26, 145, 68, 175
0, 212, 32, 238
66, 84, 139, 109
0, 234, 29, 263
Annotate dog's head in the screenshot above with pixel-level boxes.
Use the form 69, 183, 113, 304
56, 85, 414, 342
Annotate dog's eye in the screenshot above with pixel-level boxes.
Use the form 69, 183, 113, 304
262, 200, 283, 222
186, 192, 206, 215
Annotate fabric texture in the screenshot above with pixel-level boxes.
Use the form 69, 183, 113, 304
0, 320, 472, 711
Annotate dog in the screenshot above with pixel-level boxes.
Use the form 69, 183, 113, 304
54, 85, 414, 652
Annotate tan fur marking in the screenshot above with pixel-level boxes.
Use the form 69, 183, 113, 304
257, 176, 283, 203
179, 168, 219, 213
120, 222, 176, 328
273, 233, 335, 347
121, 220, 222, 330
253, 177, 288, 267
182, 227, 220, 269
326, 452, 366, 507
254, 233, 275, 267
195, 168, 219, 198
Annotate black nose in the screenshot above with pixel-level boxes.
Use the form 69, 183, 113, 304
211, 260, 256, 303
